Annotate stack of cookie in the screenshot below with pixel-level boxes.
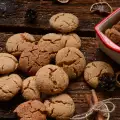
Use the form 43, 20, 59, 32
0, 12, 115, 120
0, 13, 85, 120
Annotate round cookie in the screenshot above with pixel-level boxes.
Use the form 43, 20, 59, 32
63, 33, 81, 49
84, 61, 114, 88
6, 33, 35, 57
0, 53, 18, 74
19, 45, 51, 75
36, 65, 69, 95
22, 76, 40, 100
56, 47, 86, 79
0, 74, 22, 101
50, 13, 79, 33
44, 94, 75, 120
38, 33, 65, 58
14, 100, 46, 120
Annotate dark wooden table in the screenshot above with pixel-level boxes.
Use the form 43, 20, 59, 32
0, 0, 120, 120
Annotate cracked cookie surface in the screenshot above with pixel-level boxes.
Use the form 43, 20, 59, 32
38, 33, 81, 59
56, 47, 86, 79
19, 45, 51, 75
0, 74, 22, 101
14, 100, 46, 120
22, 76, 40, 100
62, 33, 81, 49
84, 61, 114, 88
44, 94, 75, 120
50, 13, 79, 33
6, 33, 35, 57
0, 53, 18, 74
36, 65, 69, 95
38, 33, 65, 58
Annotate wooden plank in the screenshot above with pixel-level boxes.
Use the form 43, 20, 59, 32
0, 32, 120, 119
0, 0, 119, 35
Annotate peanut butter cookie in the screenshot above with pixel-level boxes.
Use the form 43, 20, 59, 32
44, 94, 75, 120
22, 76, 40, 100
0, 53, 18, 74
6, 33, 35, 57
56, 47, 86, 79
0, 74, 22, 101
50, 13, 79, 33
84, 61, 114, 88
36, 65, 69, 95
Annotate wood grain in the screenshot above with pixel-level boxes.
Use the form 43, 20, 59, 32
0, 0, 119, 36
0, 33, 120, 119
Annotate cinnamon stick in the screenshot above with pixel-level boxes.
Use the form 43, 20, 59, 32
85, 94, 93, 107
91, 90, 104, 120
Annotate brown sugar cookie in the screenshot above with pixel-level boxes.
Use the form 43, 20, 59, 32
38, 33, 65, 58
0, 53, 18, 74
19, 45, 51, 75
14, 100, 46, 120
36, 65, 69, 95
105, 28, 120, 45
22, 76, 40, 100
6, 33, 35, 57
44, 94, 75, 120
0, 74, 22, 101
84, 61, 114, 88
56, 47, 86, 79
50, 13, 79, 33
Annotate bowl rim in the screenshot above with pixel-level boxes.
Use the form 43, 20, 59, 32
95, 8, 120, 53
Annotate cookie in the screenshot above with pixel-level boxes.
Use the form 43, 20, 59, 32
19, 45, 51, 75
44, 94, 75, 120
56, 47, 86, 79
50, 13, 79, 33
6, 33, 35, 57
0, 74, 22, 101
113, 21, 120, 32
0, 53, 18, 74
63, 33, 81, 49
36, 65, 69, 95
105, 28, 120, 45
84, 61, 114, 88
14, 100, 46, 120
38, 33, 65, 58
22, 76, 40, 100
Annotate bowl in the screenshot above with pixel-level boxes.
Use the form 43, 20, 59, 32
95, 8, 120, 64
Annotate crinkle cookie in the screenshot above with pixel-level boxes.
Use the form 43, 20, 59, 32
0, 74, 22, 101
19, 45, 51, 75
84, 61, 114, 88
0, 53, 18, 74
50, 13, 79, 33
62, 33, 81, 49
14, 100, 46, 120
38, 33, 65, 58
6, 33, 35, 57
38, 33, 81, 59
36, 65, 69, 95
56, 47, 86, 79
44, 94, 75, 120
22, 76, 40, 100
